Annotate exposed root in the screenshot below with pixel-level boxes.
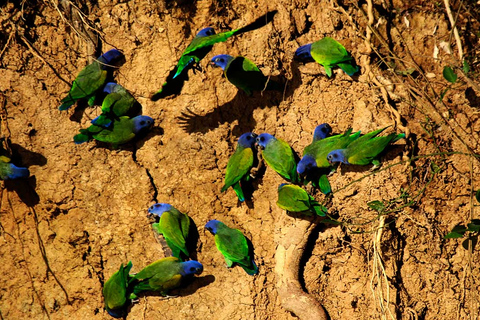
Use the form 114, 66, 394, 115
274, 214, 327, 320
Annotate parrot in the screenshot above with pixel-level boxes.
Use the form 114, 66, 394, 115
295, 37, 359, 77
297, 128, 361, 174
74, 115, 153, 148
205, 219, 258, 275
148, 203, 191, 260
312, 123, 332, 142
221, 132, 257, 202
0, 156, 29, 180
211, 55, 282, 96
327, 127, 405, 166
256, 133, 298, 183
59, 48, 125, 110
130, 257, 203, 298
151, 10, 278, 101
103, 261, 133, 318
91, 83, 141, 128
276, 183, 327, 216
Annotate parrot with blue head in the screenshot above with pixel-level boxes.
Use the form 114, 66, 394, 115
256, 133, 298, 183
312, 123, 332, 142
295, 37, 359, 77
221, 132, 257, 202
130, 257, 203, 298
91, 83, 141, 128
151, 11, 278, 100
103, 261, 133, 318
0, 156, 29, 180
148, 203, 191, 260
205, 219, 258, 275
211, 55, 282, 96
327, 127, 405, 166
59, 49, 125, 110
74, 115, 153, 148
276, 183, 327, 216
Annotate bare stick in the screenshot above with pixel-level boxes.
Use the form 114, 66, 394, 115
444, 0, 464, 62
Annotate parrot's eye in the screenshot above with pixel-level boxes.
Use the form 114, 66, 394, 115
190, 267, 196, 272
219, 58, 224, 63
260, 137, 264, 142
140, 121, 146, 125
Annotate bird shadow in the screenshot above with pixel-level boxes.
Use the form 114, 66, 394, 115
177, 78, 286, 135
187, 217, 200, 261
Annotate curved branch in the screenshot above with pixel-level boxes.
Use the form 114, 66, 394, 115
274, 214, 327, 320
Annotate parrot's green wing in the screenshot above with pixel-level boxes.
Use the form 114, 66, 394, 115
215, 225, 257, 275
73, 122, 105, 144
346, 130, 405, 165
276, 184, 311, 212
224, 56, 270, 95
59, 62, 107, 110
92, 117, 135, 145
317, 174, 332, 195
103, 261, 133, 317
95, 91, 139, 127
263, 138, 298, 182
159, 210, 190, 259
132, 257, 182, 295
221, 146, 254, 195
310, 37, 356, 77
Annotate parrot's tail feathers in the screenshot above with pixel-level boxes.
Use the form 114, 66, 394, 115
243, 259, 259, 276
318, 174, 332, 195
8, 165, 29, 179
105, 306, 128, 319
337, 62, 360, 76
392, 133, 406, 143
311, 202, 327, 217
220, 184, 229, 193
74, 130, 91, 144
232, 182, 245, 202
59, 99, 75, 111
91, 114, 113, 128
294, 44, 313, 60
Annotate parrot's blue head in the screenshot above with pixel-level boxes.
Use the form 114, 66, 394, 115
313, 123, 332, 141
180, 260, 203, 276
278, 183, 288, 191
205, 219, 222, 235
238, 132, 257, 149
294, 43, 313, 60
103, 82, 119, 94
6, 164, 30, 180
255, 133, 275, 149
297, 155, 317, 175
98, 49, 126, 68
148, 203, 173, 217
211, 54, 235, 71
196, 27, 216, 38
131, 116, 154, 134
327, 149, 347, 164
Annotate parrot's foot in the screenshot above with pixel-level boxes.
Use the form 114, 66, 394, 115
370, 160, 381, 171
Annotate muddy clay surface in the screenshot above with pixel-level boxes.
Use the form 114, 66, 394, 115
1, 0, 480, 319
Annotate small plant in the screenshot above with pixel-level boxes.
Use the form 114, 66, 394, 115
444, 190, 480, 250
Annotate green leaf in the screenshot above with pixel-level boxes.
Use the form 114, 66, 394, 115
462, 235, 478, 250
462, 60, 470, 74
443, 66, 457, 83
396, 68, 416, 76
467, 219, 480, 232
475, 190, 480, 204
367, 200, 385, 212
444, 224, 467, 238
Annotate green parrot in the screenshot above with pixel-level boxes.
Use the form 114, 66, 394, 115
148, 203, 191, 260
103, 261, 133, 318
327, 127, 405, 166
0, 155, 29, 180
295, 37, 359, 77
221, 132, 257, 202
276, 183, 327, 216
74, 115, 153, 148
211, 55, 282, 95
297, 128, 360, 194
151, 11, 277, 100
59, 49, 125, 110
205, 220, 258, 275
91, 82, 141, 128
130, 257, 203, 298
256, 133, 298, 183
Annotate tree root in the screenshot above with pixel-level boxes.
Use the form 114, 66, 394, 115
274, 214, 327, 320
